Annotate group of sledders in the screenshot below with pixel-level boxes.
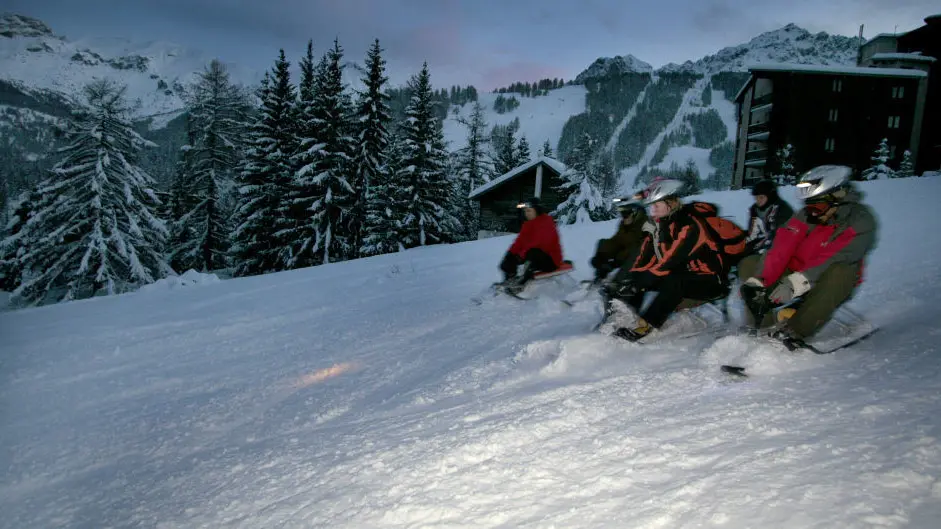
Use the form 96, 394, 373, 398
489, 164, 879, 358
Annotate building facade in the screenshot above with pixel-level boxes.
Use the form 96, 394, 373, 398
469, 157, 567, 235
731, 14, 939, 189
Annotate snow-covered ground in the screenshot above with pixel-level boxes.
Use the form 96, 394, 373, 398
2, 178, 941, 528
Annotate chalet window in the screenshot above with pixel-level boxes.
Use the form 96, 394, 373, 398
825, 138, 835, 152
828, 108, 839, 122
892, 86, 905, 99
832, 79, 842, 92
890, 145, 897, 158
888, 115, 900, 128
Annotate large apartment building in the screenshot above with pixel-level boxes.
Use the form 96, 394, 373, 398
731, 14, 939, 188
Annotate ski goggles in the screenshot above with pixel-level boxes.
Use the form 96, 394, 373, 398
803, 201, 832, 216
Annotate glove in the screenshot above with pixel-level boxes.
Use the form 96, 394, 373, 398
769, 272, 811, 304
603, 279, 638, 301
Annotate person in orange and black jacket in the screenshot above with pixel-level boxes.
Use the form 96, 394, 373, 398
499, 197, 565, 292
604, 179, 729, 342
739, 165, 878, 349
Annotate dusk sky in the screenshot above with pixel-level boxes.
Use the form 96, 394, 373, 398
6, 0, 938, 90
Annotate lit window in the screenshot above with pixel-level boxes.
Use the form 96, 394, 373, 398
825, 138, 835, 152
828, 108, 838, 122
888, 116, 900, 128
832, 79, 842, 92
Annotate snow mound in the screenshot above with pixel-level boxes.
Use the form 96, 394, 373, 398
138, 269, 221, 293
699, 334, 840, 376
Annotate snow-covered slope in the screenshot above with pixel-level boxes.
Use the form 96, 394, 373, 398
3, 177, 941, 528
443, 84, 588, 153
0, 13, 260, 119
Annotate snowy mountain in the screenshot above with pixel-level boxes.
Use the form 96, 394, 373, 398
574, 53, 654, 83
659, 23, 862, 74
2, 177, 940, 528
0, 13, 261, 119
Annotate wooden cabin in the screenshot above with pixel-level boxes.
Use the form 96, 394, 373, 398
469, 156, 568, 236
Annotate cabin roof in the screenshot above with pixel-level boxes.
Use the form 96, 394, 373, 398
468, 156, 567, 199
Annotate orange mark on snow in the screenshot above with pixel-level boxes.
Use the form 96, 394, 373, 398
294, 362, 357, 388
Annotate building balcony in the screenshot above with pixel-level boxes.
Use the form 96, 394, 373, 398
752, 92, 773, 107
745, 148, 768, 162
747, 122, 770, 134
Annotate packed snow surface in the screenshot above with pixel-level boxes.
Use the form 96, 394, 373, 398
2, 178, 941, 528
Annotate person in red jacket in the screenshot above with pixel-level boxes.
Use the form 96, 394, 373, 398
739, 165, 878, 349
499, 197, 565, 291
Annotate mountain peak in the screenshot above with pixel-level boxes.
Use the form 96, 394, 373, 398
0, 13, 58, 39
575, 54, 653, 83
656, 23, 861, 75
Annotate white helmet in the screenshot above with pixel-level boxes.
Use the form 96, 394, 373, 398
635, 178, 684, 206
796, 165, 852, 203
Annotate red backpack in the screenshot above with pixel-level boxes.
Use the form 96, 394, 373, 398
686, 202, 748, 266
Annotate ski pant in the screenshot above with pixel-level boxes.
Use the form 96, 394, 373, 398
636, 273, 728, 328
737, 254, 860, 339
500, 249, 557, 282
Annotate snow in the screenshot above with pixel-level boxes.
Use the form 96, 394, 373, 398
656, 144, 715, 178
710, 88, 740, 142
746, 63, 928, 78
443, 85, 587, 156
138, 269, 222, 292
871, 53, 937, 63
0, 18, 261, 121
3, 177, 941, 527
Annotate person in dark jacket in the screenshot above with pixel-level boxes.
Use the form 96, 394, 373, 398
744, 179, 794, 256
604, 179, 730, 342
740, 165, 878, 347
499, 197, 565, 291
589, 198, 648, 284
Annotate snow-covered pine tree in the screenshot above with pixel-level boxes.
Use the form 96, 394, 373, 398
774, 144, 797, 185
397, 62, 461, 247
349, 38, 391, 259
540, 139, 553, 158
165, 114, 199, 270
11, 79, 171, 305
452, 101, 494, 241
360, 131, 406, 256
516, 135, 531, 164
897, 149, 914, 178
681, 158, 702, 195
493, 121, 520, 176
231, 55, 297, 277
0, 187, 41, 291
285, 39, 357, 266
555, 132, 613, 224
861, 138, 895, 180
276, 42, 318, 269
172, 59, 249, 272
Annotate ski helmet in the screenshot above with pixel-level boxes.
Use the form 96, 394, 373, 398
612, 196, 644, 219
634, 178, 684, 206
796, 165, 852, 204
517, 196, 543, 214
